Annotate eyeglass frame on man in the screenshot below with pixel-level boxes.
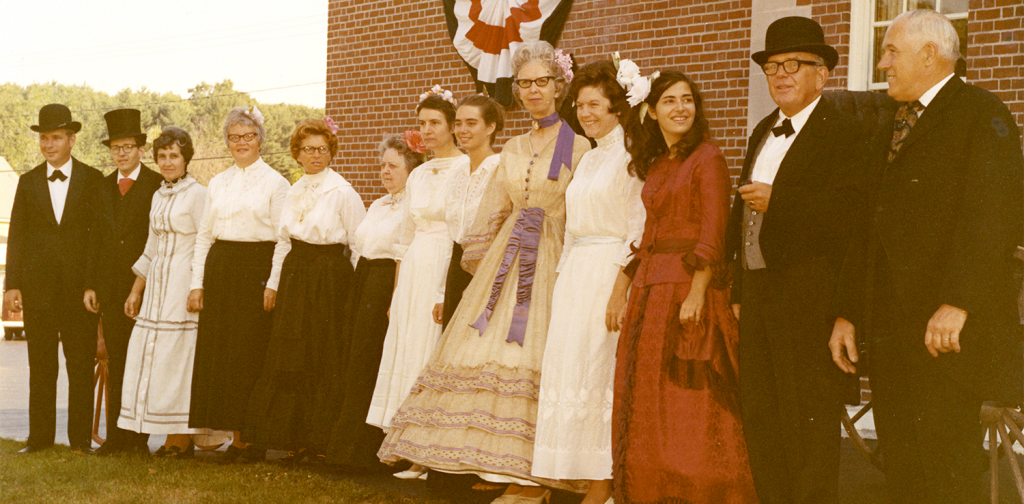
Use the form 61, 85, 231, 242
109, 144, 139, 154
228, 132, 259, 143
761, 59, 822, 76
514, 76, 557, 89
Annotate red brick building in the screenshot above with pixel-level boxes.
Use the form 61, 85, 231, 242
326, 0, 1023, 201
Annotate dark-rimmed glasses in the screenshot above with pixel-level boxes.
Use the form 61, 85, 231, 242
109, 144, 138, 154
762, 59, 822, 76
228, 133, 258, 143
300, 146, 330, 155
514, 76, 556, 89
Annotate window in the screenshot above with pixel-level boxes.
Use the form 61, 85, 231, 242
848, 1, 967, 91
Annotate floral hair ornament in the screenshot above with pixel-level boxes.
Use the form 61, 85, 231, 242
323, 116, 338, 135
554, 49, 574, 83
612, 52, 658, 124
146, 125, 163, 145
247, 105, 265, 126
403, 130, 426, 154
419, 85, 456, 106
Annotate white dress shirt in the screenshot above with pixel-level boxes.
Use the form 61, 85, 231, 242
118, 164, 141, 183
277, 169, 367, 268
190, 158, 291, 291
750, 95, 822, 185
46, 158, 72, 224
917, 73, 955, 110
351, 191, 416, 261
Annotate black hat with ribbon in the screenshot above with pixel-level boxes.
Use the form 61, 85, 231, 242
101, 108, 148, 147
752, 16, 839, 71
30, 103, 82, 134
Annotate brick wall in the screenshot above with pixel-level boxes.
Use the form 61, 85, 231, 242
967, 0, 1024, 146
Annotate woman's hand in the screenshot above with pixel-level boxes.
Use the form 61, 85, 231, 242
124, 292, 142, 319
263, 288, 277, 312
605, 292, 627, 332
187, 289, 204, 313
679, 292, 705, 325
432, 303, 444, 325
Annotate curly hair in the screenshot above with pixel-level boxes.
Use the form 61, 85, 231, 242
456, 94, 506, 145
568, 60, 631, 129
153, 127, 195, 166
379, 134, 426, 172
289, 118, 339, 161
222, 106, 267, 147
511, 41, 569, 109
624, 70, 710, 180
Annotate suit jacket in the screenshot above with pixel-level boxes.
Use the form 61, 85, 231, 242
848, 77, 1024, 403
726, 95, 871, 315
5, 157, 104, 307
86, 164, 163, 309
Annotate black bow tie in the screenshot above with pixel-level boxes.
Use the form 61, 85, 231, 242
47, 170, 67, 182
772, 118, 795, 138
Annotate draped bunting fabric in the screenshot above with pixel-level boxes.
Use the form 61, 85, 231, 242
443, 0, 574, 106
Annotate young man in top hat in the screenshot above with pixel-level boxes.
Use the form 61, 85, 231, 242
725, 16, 872, 504
830, 9, 1023, 503
4, 104, 104, 455
84, 108, 162, 456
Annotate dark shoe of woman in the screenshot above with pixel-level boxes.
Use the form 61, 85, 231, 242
238, 445, 267, 464
153, 445, 171, 458
276, 448, 309, 465
219, 444, 245, 463
165, 441, 194, 460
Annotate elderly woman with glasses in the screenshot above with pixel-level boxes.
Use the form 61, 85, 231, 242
245, 118, 366, 464
377, 41, 591, 503
187, 106, 291, 463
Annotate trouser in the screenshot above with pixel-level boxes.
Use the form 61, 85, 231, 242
100, 307, 148, 447
24, 289, 98, 449
738, 266, 842, 504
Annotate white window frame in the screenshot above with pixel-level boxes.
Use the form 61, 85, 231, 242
848, 1, 967, 92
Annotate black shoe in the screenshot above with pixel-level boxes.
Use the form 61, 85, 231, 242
94, 441, 126, 457
238, 445, 267, 464
165, 442, 194, 460
276, 448, 309, 465
219, 444, 245, 463
154, 445, 170, 458
16, 444, 52, 455
71, 444, 95, 456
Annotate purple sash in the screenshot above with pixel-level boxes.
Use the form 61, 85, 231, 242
471, 207, 544, 346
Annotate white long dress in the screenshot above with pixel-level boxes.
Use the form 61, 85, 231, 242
366, 154, 467, 429
532, 125, 646, 480
118, 176, 210, 434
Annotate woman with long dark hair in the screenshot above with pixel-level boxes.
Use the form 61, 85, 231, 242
614, 71, 758, 503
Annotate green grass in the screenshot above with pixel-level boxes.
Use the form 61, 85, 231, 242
0, 439, 450, 504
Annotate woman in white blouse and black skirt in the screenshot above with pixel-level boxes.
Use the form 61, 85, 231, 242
438, 94, 504, 328
325, 133, 421, 472
245, 118, 366, 464
187, 106, 291, 463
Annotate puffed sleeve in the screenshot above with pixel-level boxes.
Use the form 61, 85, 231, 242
461, 150, 513, 274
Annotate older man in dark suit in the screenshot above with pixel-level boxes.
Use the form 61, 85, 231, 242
84, 108, 162, 456
726, 17, 870, 504
4, 104, 103, 454
830, 9, 1024, 504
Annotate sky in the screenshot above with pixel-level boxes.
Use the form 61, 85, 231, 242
0, 0, 328, 108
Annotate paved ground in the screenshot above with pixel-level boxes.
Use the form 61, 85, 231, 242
2, 338, 1022, 503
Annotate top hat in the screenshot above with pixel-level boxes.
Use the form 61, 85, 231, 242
101, 108, 148, 147
752, 16, 839, 71
30, 104, 82, 134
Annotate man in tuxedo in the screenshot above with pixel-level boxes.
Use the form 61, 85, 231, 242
84, 108, 162, 456
726, 17, 869, 504
830, 9, 1023, 503
4, 104, 103, 454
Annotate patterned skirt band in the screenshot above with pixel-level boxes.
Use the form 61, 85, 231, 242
288, 238, 351, 260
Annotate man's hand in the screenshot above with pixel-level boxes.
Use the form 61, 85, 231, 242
829, 317, 859, 374
737, 182, 772, 213
187, 289, 204, 313
924, 304, 967, 357
4, 289, 22, 313
83, 289, 100, 314
263, 289, 277, 312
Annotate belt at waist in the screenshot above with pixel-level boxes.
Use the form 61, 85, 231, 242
648, 238, 698, 254
573, 236, 625, 247
289, 238, 351, 257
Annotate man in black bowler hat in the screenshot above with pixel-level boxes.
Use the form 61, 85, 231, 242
725, 16, 872, 503
84, 108, 162, 456
4, 104, 104, 455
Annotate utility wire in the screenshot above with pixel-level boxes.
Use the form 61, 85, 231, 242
0, 150, 296, 173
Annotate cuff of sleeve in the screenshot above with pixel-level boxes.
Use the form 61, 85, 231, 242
131, 266, 147, 281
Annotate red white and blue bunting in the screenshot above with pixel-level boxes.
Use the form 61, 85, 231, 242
444, 0, 574, 106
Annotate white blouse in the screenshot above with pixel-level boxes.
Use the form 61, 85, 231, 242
558, 124, 646, 270
443, 154, 500, 244
408, 155, 466, 235
351, 191, 416, 261
277, 169, 366, 268
190, 157, 291, 291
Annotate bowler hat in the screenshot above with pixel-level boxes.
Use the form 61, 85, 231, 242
752, 16, 839, 71
101, 108, 148, 147
30, 104, 82, 134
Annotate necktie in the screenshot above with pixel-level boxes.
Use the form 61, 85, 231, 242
889, 101, 924, 162
118, 178, 134, 196
772, 118, 795, 137
47, 170, 67, 182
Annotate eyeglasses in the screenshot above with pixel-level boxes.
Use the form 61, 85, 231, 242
300, 145, 330, 155
761, 59, 822, 76
514, 76, 556, 89
109, 144, 138, 154
228, 133, 258, 143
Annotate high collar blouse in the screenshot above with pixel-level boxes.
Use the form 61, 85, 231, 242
407, 155, 466, 235
190, 157, 291, 291
352, 190, 416, 261
443, 154, 500, 245
277, 169, 366, 268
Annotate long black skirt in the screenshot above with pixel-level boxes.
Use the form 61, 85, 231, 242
325, 257, 396, 470
245, 240, 355, 451
441, 242, 472, 329
189, 240, 275, 432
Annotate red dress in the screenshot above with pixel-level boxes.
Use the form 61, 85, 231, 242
613, 142, 758, 504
